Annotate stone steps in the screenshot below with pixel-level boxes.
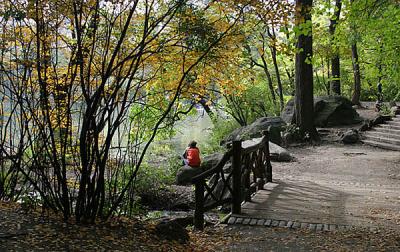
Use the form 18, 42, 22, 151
363, 134, 400, 145
386, 120, 400, 126
362, 115, 400, 151
373, 126, 400, 134
365, 130, 400, 140
379, 124, 400, 130
362, 139, 400, 151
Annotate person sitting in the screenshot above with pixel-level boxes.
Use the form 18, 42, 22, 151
183, 140, 201, 168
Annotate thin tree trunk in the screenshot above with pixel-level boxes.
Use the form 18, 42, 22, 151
247, 41, 276, 105
260, 55, 277, 104
269, 28, 284, 111
283, 24, 295, 89
320, 57, 329, 94
198, 99, 215, 122
327, 57, 331, 95
294, 0, 318, 140
351, 43, 361, 105
329, 0, 342, 96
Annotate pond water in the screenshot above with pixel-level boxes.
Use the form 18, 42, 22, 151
164, 108, 214, 154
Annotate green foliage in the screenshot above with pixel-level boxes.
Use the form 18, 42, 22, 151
129, 100, 177, 142
176, 4, 219, 53
136, 148, 181, 195
0, 168, 13, 199
112, 147, 182, 216
311, 0, 400, 102
134, 163, 174, 194
202, 118, 239, 155
379, 104, 392, 116
293, 20, 313, 37
18, 192, 42, 212
224, 78, 282, 126
145, 210, 164, 220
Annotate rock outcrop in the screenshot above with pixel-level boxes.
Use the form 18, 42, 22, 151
154, 217, 191, 243
282, 96, 362, 127
222, 117, 286, 145
341, 129, 360, 144
175, 165, 205, 185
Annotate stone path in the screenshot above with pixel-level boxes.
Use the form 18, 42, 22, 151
364, 115, 400, 151
226, 143, 400, 231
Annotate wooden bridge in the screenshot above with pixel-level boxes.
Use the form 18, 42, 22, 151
192, 131, 400, 231
192, 131, 272, 230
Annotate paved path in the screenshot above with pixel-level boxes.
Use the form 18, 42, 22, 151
229, 143, 400, 230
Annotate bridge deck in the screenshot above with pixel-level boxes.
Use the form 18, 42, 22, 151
235, 144, 400, 230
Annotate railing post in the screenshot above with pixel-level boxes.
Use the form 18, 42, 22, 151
231, 140, 242, 215
263, 130, 272, 182
194, 180, 205, 230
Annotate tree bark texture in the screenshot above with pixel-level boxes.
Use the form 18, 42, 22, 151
260, 54, 277, 104
329, 0, 342, 96
271, 44, 284, 111
351, 43, 361, 105
294, 0, 318, 139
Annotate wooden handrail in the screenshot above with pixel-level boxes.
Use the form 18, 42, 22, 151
193, 130, 272, 230
191, 149, 233, 184
241, 136, 268, 155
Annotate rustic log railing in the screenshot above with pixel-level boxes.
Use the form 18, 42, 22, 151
192, 130, 272, 230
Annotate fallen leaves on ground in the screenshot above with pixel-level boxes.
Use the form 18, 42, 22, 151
0, 201, 234, 251
1, 201, 400, 251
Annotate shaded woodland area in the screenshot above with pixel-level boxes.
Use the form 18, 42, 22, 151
1, 0, 400, 250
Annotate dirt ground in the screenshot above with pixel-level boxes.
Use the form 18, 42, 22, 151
216, 104, 400, 251
216, 225, 400, 251
216, 140, 400, 251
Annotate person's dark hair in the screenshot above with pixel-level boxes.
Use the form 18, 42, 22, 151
188, 140, 197, 148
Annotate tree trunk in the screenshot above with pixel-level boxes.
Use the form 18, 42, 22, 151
248, 41, 276, 105
294, 0, 318, 140
198, 99, 216, 123
260, 54, 277, 104
329, 0, 342, 96
327, 58, 331, 95
351, 43, 361, 105
269, 28, 284, 111
271, 46, 284, 111
330, 56, 341, 95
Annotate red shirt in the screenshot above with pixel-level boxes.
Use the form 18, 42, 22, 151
186, 147, 201, 167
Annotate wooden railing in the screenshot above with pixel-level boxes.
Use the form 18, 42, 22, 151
192, 130, 272, 230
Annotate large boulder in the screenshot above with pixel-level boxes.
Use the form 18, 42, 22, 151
222, 117, 286, 145
281, 99, 295, 124
391, 106, 400, 115
205, 173, 233, 207
175, 156, 234, 206
175, 153, 224, 185
139, 186, 194, 211
175, 165, 205, 185
371, 115, 391, 126
154, 217, 191, 244
269, 142, 293, 162
358, 120, 371, 132
314, 96, 362, 127
200, 153, 224, 171
282, 96, 362, 127
341, 129, 360, 144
